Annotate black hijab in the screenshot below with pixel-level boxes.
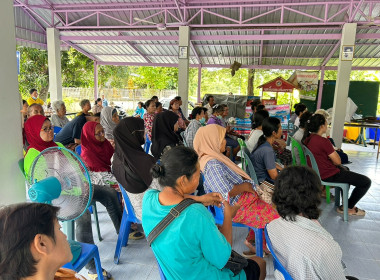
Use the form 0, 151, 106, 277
112, 117, 156, 193
151, 111, 180, 159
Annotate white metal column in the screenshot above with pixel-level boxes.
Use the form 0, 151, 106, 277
178, 26, 190, 117
0, 0, 25, 204
330, 23, 357, 148
47, 28, 62, 102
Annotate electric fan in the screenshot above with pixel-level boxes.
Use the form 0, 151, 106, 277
26, 146, 93, 262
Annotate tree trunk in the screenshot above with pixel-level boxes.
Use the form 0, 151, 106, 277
247, 69, 255, 96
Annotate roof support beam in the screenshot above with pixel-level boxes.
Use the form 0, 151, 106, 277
63, 41, 97, 61
190, 41, 201, 64
125, 42, 152, 63
97, 61, 380, 71
322, 41, 341, 66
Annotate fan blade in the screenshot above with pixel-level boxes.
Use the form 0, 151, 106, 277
134, 17, 156, 25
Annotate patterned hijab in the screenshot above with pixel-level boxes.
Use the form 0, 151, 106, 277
193, 124, 250, 180
100, 106, 118, 140
24, 115, 57, 152
80, 121, 114, 172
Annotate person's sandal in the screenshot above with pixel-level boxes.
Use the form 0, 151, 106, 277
242, 250, 256, 258
88, 268, 113, 280
337, 206, 366, 216
129, 229, 145, 240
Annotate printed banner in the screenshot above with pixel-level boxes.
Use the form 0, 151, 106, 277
265, 104, 291, 129
288, 71, 319, 101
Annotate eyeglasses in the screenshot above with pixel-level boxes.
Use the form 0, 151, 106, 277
41, 126, 54, 132
94, 130, 105, 137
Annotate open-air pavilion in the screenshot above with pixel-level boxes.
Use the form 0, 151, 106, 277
2, 0, 380, 279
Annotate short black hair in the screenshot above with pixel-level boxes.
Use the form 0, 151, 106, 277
29, 89, 37, 95
0, 203, 59, 279
299, 111, 313, 129
138, 101, 144, 106
191, 107, 206, 119
145, 99, 155, 108
156, 101, 162, 107
151, 95, 158, 100
212, 104, 225, 114
257, 104, 266, 111
273, 166, 321, 221
253, 110, 269, 128
250, 99, 261, 111
94, 112, 101, 117
151, 146, 199, 188
295, 103, 307, 116
22, 99, 27, 105
174, 96, 181, 101
206, 95, 214, 102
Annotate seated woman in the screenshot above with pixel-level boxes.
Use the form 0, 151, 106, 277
151, 110, 182, 160
268, 166, 358, 280
292, 111, 313, 143
51, 100, 69, 128
207, 104, 240, 159
169, 98, 186, 131
293, 103, 307, 127
250, 117, 284, 184
0, 203, 76, 280
134, 101, 145, 119
142, 146, 266, 280
183, 106, 207, 148
193, 124, 279, 256
100, 106, 120, 148
303, 114, 371, 216
92, 98, 103, 114
143, 99, 156, 140
112, 117, 158, 221
246, 110, 269, 153
24, 116, 119, 279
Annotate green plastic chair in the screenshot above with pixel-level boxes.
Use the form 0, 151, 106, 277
289, 136, 306, 166
241, 150, 259, 186
303, 146, 349, 222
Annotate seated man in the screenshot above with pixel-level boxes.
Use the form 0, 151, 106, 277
183, 106, 207, 148
27, 88, 44, 106
55, 112, 100, 148
268, 166, 358, 280
0, 203, 74, 279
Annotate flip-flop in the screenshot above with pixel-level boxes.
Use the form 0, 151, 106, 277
88, 268, 113, 280
337, 206, 366, 216
129, 230, 145, 240
242, 250, 256, 258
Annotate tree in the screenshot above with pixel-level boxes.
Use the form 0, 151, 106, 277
17, 46, 49, 101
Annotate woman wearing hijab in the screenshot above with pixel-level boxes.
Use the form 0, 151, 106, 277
100, 106, 119, 148
23, 116, 118, 280
81, 121, 117, 186
24, 115, 61, 175
151, 110, 182, 160
193, 124, 279, 257
112, 117, 159, 220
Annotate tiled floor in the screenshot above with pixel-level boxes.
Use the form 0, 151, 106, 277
79, 143, 380, 280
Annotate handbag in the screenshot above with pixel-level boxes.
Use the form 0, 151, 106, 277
256, 181, 275, 204
147, 199, 248, 276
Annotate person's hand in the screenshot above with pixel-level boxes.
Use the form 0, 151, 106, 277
108, 139, 115, 149
243, 182, 255, 194
199, 192, 223, 207
223, 200, 241, 219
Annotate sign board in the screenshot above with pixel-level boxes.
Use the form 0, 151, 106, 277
288, 71, 319, 101
16, 51, 20, 75
342, 45, 354, 61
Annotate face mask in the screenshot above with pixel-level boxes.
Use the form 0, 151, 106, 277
199, 117, 206, 124
217, 115, 223, 120
32, 96, 37, 100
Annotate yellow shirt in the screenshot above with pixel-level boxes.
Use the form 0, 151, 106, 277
27, 97, 44, 106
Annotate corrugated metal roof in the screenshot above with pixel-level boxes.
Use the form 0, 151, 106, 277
12, 0, 380, 69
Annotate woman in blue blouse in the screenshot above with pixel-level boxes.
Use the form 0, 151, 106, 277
142, 146, 265, 280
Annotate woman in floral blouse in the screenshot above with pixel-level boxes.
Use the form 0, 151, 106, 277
143, 99, 156, 140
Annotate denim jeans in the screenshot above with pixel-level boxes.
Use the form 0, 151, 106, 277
75, 184, 122, 271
